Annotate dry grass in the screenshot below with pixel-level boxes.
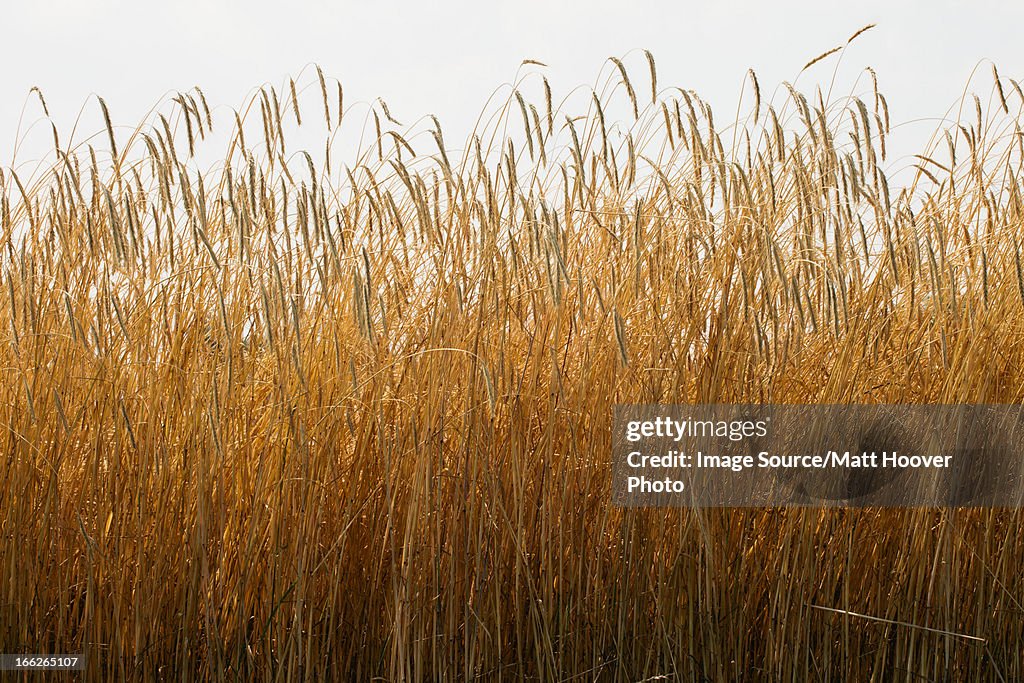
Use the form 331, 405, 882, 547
2, 47, 1024, 680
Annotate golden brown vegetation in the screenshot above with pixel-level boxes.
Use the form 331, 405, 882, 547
3, 44, 1024, 679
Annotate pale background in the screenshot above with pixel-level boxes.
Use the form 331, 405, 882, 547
2, 0, 1021, 176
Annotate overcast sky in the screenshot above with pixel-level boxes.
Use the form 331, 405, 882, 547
2, 0, 1022, 176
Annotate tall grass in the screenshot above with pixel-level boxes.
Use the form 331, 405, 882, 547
2, 43, 1024, 679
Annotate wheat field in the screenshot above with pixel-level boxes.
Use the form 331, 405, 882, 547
3, 38, 1024, 679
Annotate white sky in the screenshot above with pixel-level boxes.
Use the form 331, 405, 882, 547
2, 0, 1022, 176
